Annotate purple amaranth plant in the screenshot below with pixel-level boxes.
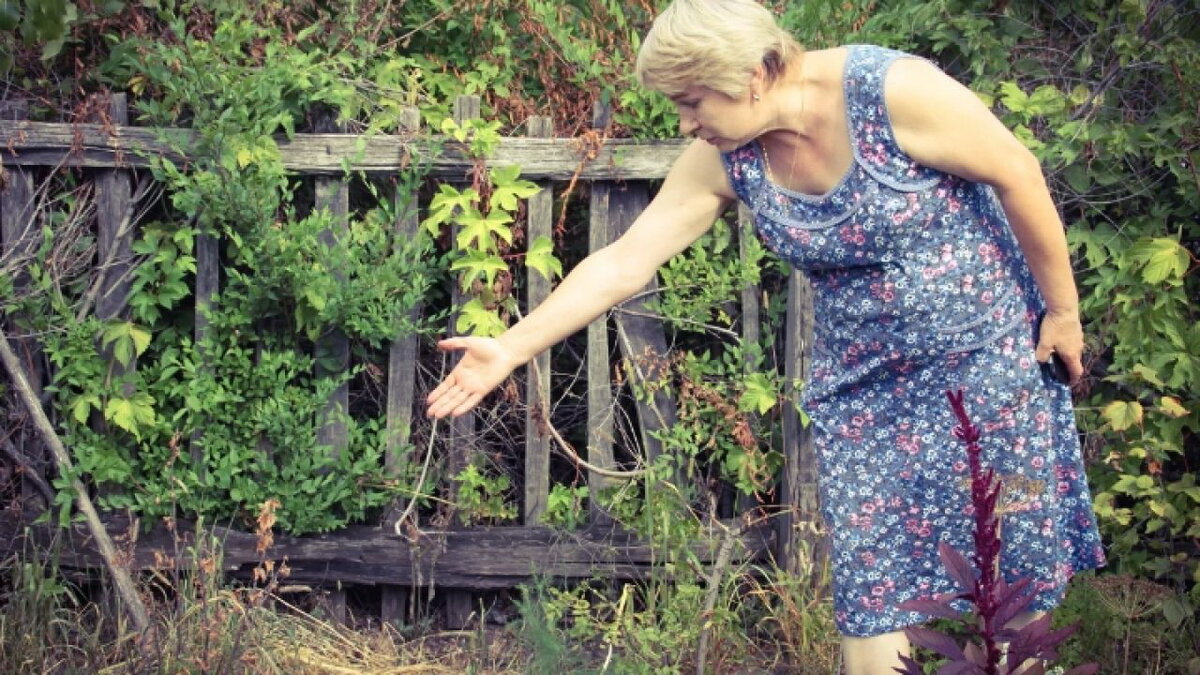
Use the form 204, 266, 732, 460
894, 389, 1098, 675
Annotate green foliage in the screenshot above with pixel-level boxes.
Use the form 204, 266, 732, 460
1052, 573, 1200, 674
420, 119, 556, 337
0, 0, 90, 70
0, 4, 451, 534
541, 484, 588, 530
452, 462, 518, 526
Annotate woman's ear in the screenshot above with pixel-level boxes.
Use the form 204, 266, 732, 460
749, 64, 767, 99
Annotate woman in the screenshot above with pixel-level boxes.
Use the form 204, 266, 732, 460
426, 0, 1105, 670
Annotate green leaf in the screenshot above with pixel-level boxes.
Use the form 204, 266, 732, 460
1162, 596, 1191, 629
489, 166, 541, 212
422, 184, 479, 236
455, 208, 513, 252
526, 235, 562, 281
72, 394, 100, 423
1063, 164, 1090, 193
1129, 238, 1190, 284
738, 372, 778, 415
1102, 400, 1143, 431
105, 393, 157, 438
450, 249, 509, 291
455, 297, 507, 337
998, 81, 1029, 113
129, 324, 152, 357
1158, 396, 1189, 419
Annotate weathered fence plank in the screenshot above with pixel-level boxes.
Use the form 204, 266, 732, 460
381, 106, 424, 626
385, 106, 424, 477
586, 105, 618, 524
443, 95, 483, 629
779, 272, 823, 575
737, 204, 762, 515
0, 512, 773, 590
94, 95, 135, 328
0, 99, 46, 506
610, 179, 681, 484
523, 116, 554, 526
0, 120, 688, 179
313, 112, 352, 623
92, 94, 137, 461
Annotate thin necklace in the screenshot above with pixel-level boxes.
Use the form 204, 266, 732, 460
761, 59, 807, 186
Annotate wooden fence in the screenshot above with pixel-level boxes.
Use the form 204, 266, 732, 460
0, 94, 821, 626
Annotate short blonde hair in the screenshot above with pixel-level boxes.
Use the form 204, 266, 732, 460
635, 0, 802, 98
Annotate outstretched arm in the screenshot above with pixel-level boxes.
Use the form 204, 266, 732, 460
886, 58, 1085, 385
426, 139, 736, 418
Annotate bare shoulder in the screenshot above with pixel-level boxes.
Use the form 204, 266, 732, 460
881, 54, 1033, 187
884, 57, 989, 132
663, 138, 738, 202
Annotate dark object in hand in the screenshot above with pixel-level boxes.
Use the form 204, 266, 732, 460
1033, 310, 1071, 384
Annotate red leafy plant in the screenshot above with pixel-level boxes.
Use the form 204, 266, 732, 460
894, 389, 1098, 675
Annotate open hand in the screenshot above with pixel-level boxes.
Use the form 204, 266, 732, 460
426, 336, 520, 418
1034, 309, 1084, 386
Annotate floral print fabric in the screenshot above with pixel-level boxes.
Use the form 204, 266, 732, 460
721, 45, 1105, 637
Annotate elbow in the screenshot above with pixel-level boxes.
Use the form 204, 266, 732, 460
995, 145, 1048, 198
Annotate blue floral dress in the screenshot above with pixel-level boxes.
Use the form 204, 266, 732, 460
721, 45, 1105, 637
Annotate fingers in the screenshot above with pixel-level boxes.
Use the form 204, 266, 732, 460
426, 379, 480, 419
437, 336, 467, 352
1063, 353, 1084, 386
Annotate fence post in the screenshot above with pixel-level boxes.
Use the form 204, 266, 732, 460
523, 115, 554, 526
736, 204, 762, 515
778, 272, 824, 576
585, 103, 618, 525
382, 105, 423, 627
92, 93, 138, 484
313, 111, 351, 625
0, 98, 47, 505
609, 178, 681, 487
443, 94, 482, 630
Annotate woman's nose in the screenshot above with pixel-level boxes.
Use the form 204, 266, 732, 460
679, 114, 699, 137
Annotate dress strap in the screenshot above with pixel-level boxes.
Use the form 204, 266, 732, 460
843, 45, 942, 191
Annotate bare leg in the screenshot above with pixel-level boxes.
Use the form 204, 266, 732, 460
842, 630, 910, 675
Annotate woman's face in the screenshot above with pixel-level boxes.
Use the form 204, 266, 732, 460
670, 85, 757, 151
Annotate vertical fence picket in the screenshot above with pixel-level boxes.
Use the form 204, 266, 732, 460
190, 97, 217, 474
92, 93, 138, 479
586, 104, 617, 525
382, 106, 423, 626
0, 99, 46, 505
779, 272, 823, 575
95, 95, 135, 329
736, 204, 762, 515
313, 113, 351, 624
443, 94, 482, 630
385, 106, 424, 478
609, 178, 681, 486
523, 116, 553, 526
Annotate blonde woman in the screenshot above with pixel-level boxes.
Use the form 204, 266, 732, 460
426, 0, 1104, 670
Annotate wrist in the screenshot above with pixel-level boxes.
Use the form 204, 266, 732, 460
495, 333, 534, 368
1045, 305, 1080, 319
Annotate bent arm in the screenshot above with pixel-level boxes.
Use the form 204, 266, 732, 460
426, 140, 734, 417
886, 58, 1083, 381
499, 139, 734, 364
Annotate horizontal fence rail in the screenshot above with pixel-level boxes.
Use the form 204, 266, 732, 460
0, 120, 689, 179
